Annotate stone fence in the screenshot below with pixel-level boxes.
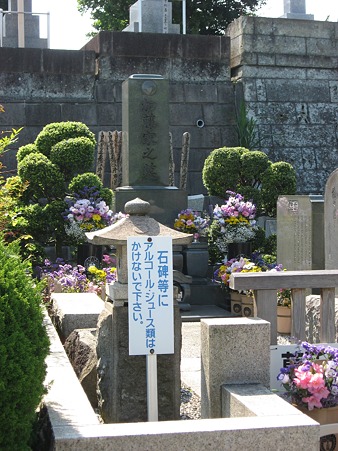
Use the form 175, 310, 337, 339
229, 270, 338, 345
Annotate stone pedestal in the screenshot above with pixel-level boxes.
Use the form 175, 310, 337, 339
96, 299, 182, 423
201, 317, 270, 419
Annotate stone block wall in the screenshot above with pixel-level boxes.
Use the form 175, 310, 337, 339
227, 16, 338, 194
2, 19, 338, 196
0, 32, 235, 195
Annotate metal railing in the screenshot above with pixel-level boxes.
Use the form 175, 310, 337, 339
0, 9, 50, 48
229, 269, 338, 345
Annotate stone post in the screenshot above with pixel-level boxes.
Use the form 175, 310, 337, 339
201, 317, 270, 419
115, 74, 187, 227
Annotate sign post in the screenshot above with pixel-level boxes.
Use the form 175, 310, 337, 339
127, 235, 174, 421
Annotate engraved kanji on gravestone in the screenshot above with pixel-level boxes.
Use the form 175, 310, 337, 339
121, 74, 170, 187
277, 195, 312, 270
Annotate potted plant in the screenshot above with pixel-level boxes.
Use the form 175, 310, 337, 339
63, 187, 124, 266
173, 208, 209, 241
277, 342, 338, 425
214, 255, 262, 316
214, 253, 284, 316
42, 254, 116, 299
173, 208, 210, 277
208, 191, 258, 263
277, 288, 292, 334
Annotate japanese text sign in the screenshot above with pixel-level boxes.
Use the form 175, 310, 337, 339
127, 236, 174, 355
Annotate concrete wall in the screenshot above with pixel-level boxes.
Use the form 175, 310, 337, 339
228, 16, 338, 195
0, 32, 235, 195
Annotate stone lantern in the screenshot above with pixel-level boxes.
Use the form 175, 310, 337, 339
86, 197, 192, 423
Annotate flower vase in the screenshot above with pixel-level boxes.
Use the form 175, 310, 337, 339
77, 243, 103, 268
227, 242, 252, 260
277, 305, 292, 334
182, 241, 209, 278
241, 293, 255, 317
230, 290, 242, 315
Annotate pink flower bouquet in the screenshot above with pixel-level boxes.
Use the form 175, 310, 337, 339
277, 342, 338, 410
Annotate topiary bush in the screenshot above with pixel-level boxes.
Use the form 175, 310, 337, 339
50, 137, 95, 183
17, 153, 65, 201
202, 147, 248, 198
16, 143, 38, 163
68, 172, 113, 206
0, 238, 49, 449
35, 121, 96, 157
261, 162, 297, 217
202, 146, 297, 217
68, 172, 103, 193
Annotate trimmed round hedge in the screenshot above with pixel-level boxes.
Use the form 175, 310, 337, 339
16, 143, 38, 163
35, 121, 96, 157
50, 136, 95, 182
18, 153, 65, 201
202, 147, 248, 198
68, 173, 114, 206
261, 162, 297, 217
0, 239, 49, 449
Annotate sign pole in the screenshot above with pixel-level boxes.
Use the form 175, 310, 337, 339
146, 352, 158, 421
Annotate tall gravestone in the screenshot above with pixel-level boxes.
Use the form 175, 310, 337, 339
281, 0, 314, 20
123, 0, 180, 34
1, 0, 48, 48
115, 74, 187, 227
324, 169, 338, 270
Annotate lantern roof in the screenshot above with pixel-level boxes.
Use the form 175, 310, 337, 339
86, 197, 193, 246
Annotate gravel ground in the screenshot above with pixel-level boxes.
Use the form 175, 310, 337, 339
180, 383, 201, 420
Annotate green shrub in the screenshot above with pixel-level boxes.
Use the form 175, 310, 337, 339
68, 173, 114, 207
0, 239, 49, 449
18, 153, 65, 201
50, 137, 95, 182
240, 151, 270, 186
202, 146, 297, 217
202, 147, 248, 197
68, 172, 103, 193
35, 121, 96, 157
261, 162, 297, 217
16, 143, 38, 163
100, 187, 114, 207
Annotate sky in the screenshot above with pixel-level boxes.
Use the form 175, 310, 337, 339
31, 0, 338, 50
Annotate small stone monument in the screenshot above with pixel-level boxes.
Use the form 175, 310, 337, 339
277, 194, 324, 271
325, 169, 338, 270
123, 0, 180, 34
281, 0, 314, 20
1, 0, 48, 48
115, 74, 187, 227
86, 197, 192, 423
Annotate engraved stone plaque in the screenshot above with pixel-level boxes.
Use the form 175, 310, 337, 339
277, 195, 312, 270
121, 74, 169, 187
325, 169, 338, 270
